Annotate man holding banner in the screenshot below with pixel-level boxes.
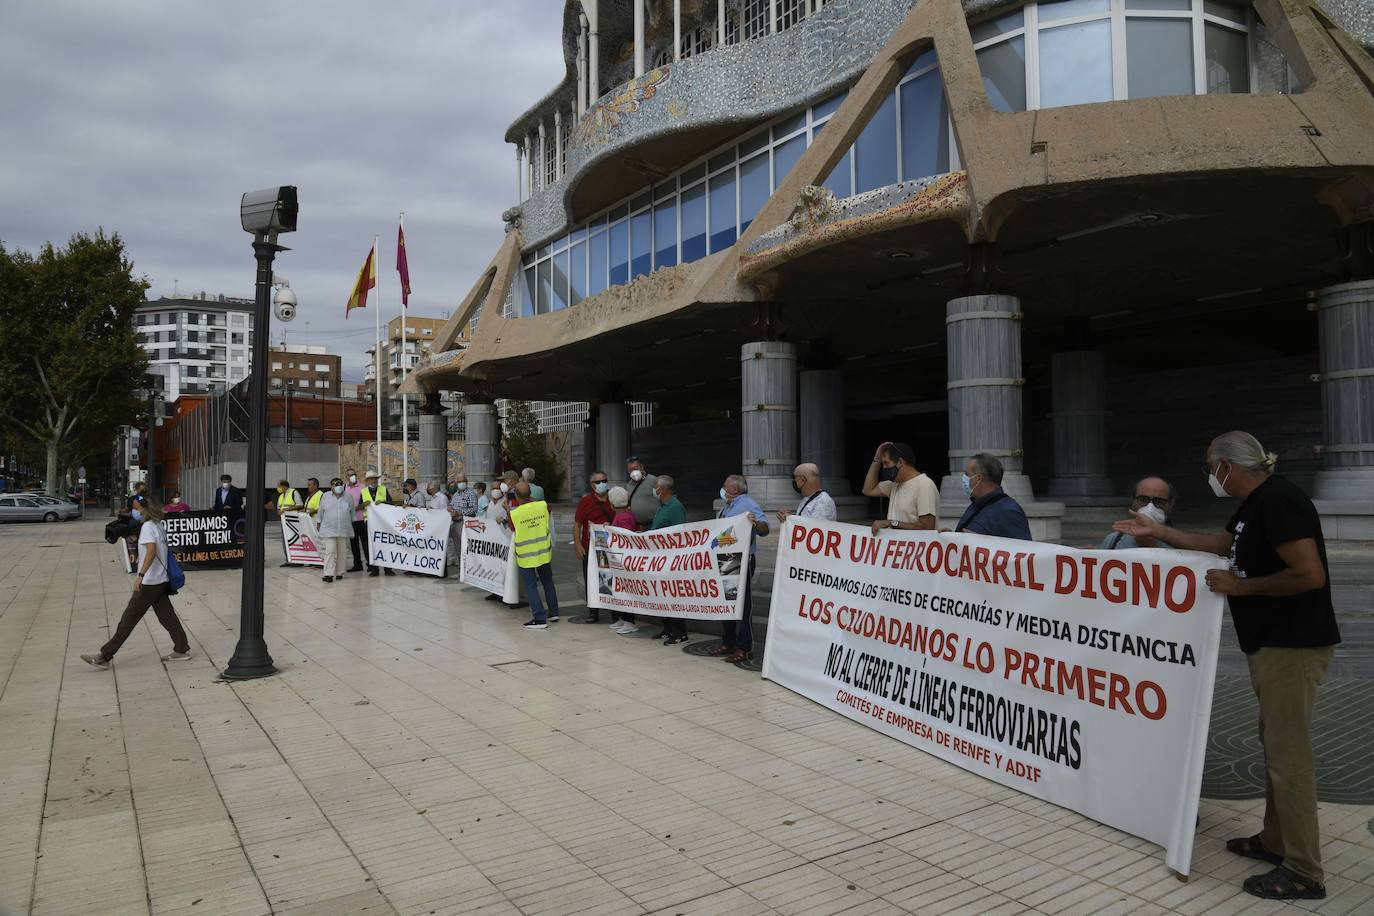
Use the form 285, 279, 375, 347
713, 474, 768, 663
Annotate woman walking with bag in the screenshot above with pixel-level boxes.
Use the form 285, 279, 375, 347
82, 496, 193, 667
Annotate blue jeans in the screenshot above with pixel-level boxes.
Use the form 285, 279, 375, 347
721, 556, 754, 650
520, 563, 559, 623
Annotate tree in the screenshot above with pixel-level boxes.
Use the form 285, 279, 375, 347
0, 231, 149, 495
502, 400, 566, 499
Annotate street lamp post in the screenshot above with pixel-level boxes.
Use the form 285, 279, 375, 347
223, 186, 297, 681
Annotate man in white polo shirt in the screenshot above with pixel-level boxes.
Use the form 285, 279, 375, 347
861, 441, 939, 534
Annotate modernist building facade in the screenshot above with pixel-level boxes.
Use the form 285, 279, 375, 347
135, 295, 255, 400
407, 0, 1374, 538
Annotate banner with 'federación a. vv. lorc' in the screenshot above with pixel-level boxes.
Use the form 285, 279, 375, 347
366, 504, 450, 576
586, 516, 753, 620
763, 517, 1227, 875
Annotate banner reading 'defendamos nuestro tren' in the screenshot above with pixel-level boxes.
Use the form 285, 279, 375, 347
586, 516, 752, 620
762, 517, 1226, 875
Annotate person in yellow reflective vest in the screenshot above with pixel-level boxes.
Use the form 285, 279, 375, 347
273, 480, 304, 568
509, 481, 559, 629
360, 469, 395, 577
304, 477, 323, 518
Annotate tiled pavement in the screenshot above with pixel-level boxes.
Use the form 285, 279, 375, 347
2, 518, 1372, 916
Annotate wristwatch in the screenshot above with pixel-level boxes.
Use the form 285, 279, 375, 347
889, 520, 899, 529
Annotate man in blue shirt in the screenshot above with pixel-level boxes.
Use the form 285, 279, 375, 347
954, 454, 1032, 541
712, 473, 769, 663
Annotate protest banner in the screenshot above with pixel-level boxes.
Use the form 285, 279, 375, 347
279, 510, 323, 566
366, 504, 450, 576
586, 516, 752, 620
165, 509, 245, 567
763, 517, 1226, 875
459, 516, 519, 602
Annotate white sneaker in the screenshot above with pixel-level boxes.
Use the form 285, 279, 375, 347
609, 620, 626, 630
617, 624, 639, 636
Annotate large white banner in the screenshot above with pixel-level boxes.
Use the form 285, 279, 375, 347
280, 511, 323, 566
586, 516, 752, 620
459, 516, 520, 602
365, 504, 450, 576
763, 517, 1226, 874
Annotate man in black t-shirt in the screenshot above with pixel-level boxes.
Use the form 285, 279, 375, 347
1114, 431, 1339, 902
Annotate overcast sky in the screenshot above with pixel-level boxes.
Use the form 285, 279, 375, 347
0, 1, 566, 381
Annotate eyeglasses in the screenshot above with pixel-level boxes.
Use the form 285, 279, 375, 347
1132, 495, 1171, 509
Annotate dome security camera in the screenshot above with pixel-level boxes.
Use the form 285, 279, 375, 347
273, 284, 297, 322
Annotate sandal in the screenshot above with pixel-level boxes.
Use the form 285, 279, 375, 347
1242, 866, 1326, 901
1225, 834, 1282, 866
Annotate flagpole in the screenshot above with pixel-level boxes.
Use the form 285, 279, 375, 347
372, 235, 382, 477
399, 211, 409, 486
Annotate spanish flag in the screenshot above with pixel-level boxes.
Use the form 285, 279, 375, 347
345, 243, 376, 317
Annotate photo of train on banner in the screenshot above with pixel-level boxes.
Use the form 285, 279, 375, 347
585, 516, 752, 620
763, 516, 1227, 875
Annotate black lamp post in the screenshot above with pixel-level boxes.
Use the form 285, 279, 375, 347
223, 186, 297, 681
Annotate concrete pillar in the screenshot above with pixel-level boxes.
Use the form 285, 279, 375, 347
673, 0, 681, 60
597, 402, 631, 482
1046, 351, 1115, 502
1313, 279, 1374, 538
742, 341, 798, 506
537, 122, 547, 188
463, 401, 497, 486
799, 369, 849, 494
418, 395, 447, 487
553, 109, 563, 181
939, 294, 1063, 538
718, 0, 726, 45
588, 6, 600, 102
577, 14, 589, 114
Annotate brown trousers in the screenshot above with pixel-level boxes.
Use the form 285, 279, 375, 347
1247, 645, 1335, 885
101, 582, 190, 659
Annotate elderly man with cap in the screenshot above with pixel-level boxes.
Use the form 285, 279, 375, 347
359, 470, 395, 576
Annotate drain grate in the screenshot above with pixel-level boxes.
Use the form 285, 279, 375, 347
489, 659, 545, 671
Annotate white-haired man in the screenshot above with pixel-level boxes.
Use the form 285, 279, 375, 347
522, 467, 545, 502
777, 462, 836, 523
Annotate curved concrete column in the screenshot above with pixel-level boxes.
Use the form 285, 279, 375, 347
463, 402, 498, 486
597, 402, 631, 482
800, 369, 850, 495
939, 294, 1063, 539
1313, 279, 1374, 538
1047, 350, 1115, 502
742, 341, 798, 506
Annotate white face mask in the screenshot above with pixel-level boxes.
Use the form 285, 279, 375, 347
1135, 501, 1168, 525
221, 483, 230, 490
333, 485, 345, 495
499, 482, 510, 493
348, 475, 357, 484
719, 487, 729, 501
961, 474, 973, 497
492, 491, 504, 501
629, 469, 643, 482
1207, 464, 1231, 498
457, 482, 468, 491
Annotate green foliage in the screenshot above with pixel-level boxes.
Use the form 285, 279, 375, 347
0, 230, 149, 492
502, 400, 566, 499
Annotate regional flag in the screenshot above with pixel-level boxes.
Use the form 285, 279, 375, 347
397, 219, 411, 308
346, 243, 376, 317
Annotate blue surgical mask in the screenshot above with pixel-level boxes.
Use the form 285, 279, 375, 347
594, 481, 609, 495
960, 474, 972, 497
457, 482, 468, 491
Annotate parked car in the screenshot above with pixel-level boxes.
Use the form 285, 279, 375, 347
0, 494, 81, 522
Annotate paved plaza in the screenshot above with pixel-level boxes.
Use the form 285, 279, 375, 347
2, 518, 1372, 916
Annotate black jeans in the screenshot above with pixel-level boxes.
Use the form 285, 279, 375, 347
102, 582, 189, 659
351, 520, 368, 568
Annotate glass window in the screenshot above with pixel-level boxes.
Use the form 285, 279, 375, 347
708, 150, 736, 174
823, 149, 852, 198
971, 9, 1024, 43
521, 261, 535, 316
900, 68, 951, 180
631, 191, 651, 212
1204, 23, 1249, 92
773, 133, 807, 189
1204, 0, 1246, 23
588, 226, 608, 298
654, 180, 675, 201
1038, 0, 1109, 21
552, 247, 569, 310
1039, 20, 1113, 107
1127, 19, 1194, 98
774, 112, 808, 139
681, 182, 707, 262
569, 241, 586, 305
536, 260, 551, 314
630, 209, 652, 279
812, 91, 848, 121
739, 153, 770, 233
681, 163, 706, 185
1127, 0, 1190, 8
740, 130, 769, 156
906, 49, 938, 76
978, 38, 1027, 111
855, 91, 899, 193
654, 200, 678, 268
708, 169, 737, 252
609, 218, 629, 286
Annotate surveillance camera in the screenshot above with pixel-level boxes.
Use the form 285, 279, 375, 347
241, 186, 298, 234
275, 301, 297, 322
